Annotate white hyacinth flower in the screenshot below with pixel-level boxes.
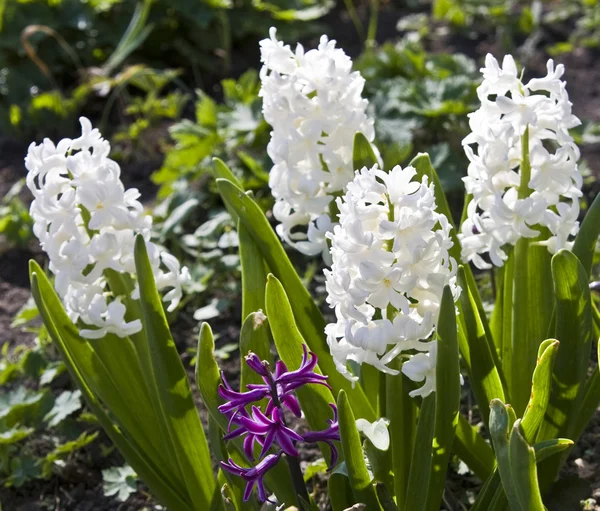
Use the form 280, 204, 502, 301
324, 164, 460, 397
26, 117, 190, 339
259, 27, 375, 262
459, 55, 582, 269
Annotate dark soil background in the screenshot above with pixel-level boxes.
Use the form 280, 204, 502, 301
1, 2, 599, 510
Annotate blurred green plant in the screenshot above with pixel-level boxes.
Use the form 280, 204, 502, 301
0, 299, 142, 502
0, 179, 33, 250
152, 69, 271, 200
356, 37, 479, 195
0, 0, 332, 139
544, 0, 600, 55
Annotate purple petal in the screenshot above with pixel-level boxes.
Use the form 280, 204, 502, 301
260, 428, 277, 458
276, 430, 300, 457
281, 393, 302, 417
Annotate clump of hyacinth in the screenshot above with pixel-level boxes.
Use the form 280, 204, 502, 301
324, 164, 460, 397
459, 54, 582, 269
219, 347, 339, 503
25, 117, 190, 339
259, 27, 375, 261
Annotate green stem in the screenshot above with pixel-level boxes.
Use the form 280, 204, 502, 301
342, 0, 365, 42
518, 126, 531, 200
367, 0, 379, 48
510, 127, 534, 415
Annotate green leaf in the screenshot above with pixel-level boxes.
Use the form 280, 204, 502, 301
215, 178, 375, 421
42, 431, 99, 478
352, 131, 379, 169
239, 312, 272, 391
0, 426, 34, 444
572, 191, 600, 278
213, 157, 243, 190
337, 390, 382, 510
573, 370, 600, 443
387, 369, 416, 505
328, 471, 354, 511
510, 236, 554, 416
537, 250, 593, 488
134, 235, 215, 510
238, 220, 271, 391
457, 266, 505, 429
43, 390, 82, 427
508, 420, 545, 511
427, 286, 460, 511
8, 456, 41, 487
453, 413, 495, 481
472, 437, 572, 510
265, 275, 337, 464
489, 399, 520, 510
102, 465, 138, 502
405, 394, 435, 511
30, 265, 193, 511
521, 339, 559, 444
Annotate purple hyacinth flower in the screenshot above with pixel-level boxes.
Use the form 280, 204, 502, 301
221, 453, 281, 502
275, 345, 330, 392
237, 406, 304, 458
217, 372, 268, 420
247, 345, 330, 417
302, 404, 340, 467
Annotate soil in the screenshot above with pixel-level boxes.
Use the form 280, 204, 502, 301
1, 2, 600, 510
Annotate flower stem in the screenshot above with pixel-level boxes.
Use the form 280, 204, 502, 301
518, 126, 531, 199
285, 454, 311, 506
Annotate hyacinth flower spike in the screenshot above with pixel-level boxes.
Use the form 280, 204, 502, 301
218, 349, 340, 503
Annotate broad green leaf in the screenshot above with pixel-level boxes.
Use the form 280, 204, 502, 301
215, 178, 375, 421
510, 236, 554, 416
573, 370, 600, 442
213, 157, 243, 189
489, 399, 520, 509
454, 414, 495, 481
537, 250, 592, 488
238, 221, 271, 391
376, 483, 400, 511
457, 267, 505, 430
328, 472, 354, 511
102, 465, 138, 502
572, 191, 600, 278
239, 221, 267, 319
404, 394, 435, 511
387, 368, 416, 505
521, 339, 559, 444
337, 390, 382, 509
134, 235, 215, 510
265, 275, 337, 464
508, 420, 545, 511
352, 131, 379, 169
427, 286, 460, 511
239, 312, 272, 391
472, 438, 572, 510
29, 263, 191, 508
196, 322, 297, 506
